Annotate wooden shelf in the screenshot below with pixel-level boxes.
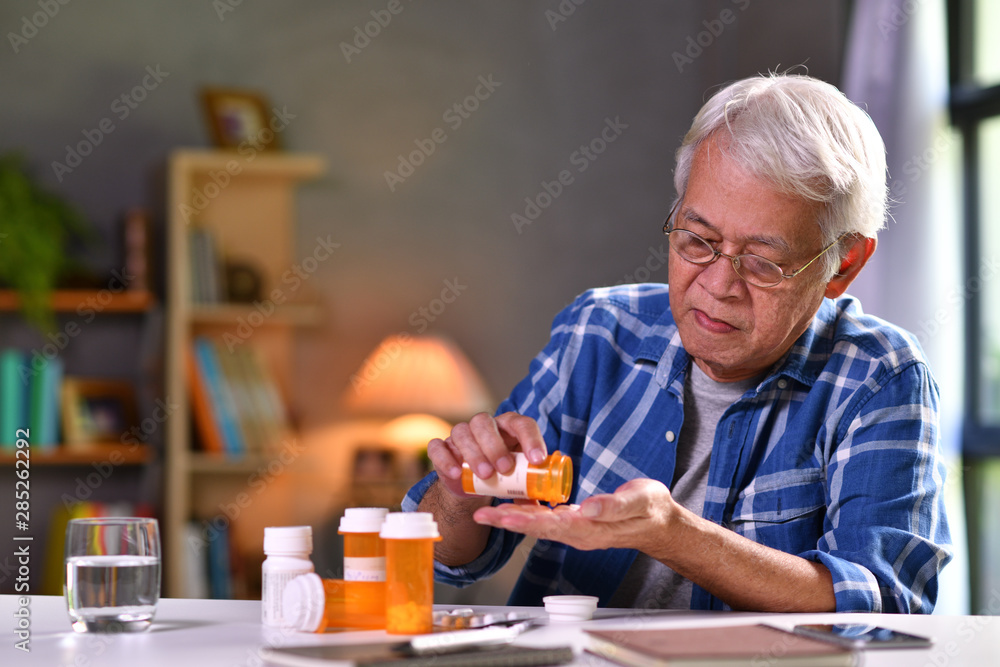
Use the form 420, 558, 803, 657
189, 302, 323, 327
0, 443, 153, 466
171, 149, 326, 180
164, 148, 326, 598
188, 452, 268, 475
0, 289, 156, 313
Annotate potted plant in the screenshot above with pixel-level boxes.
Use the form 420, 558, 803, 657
0, 153, 92, 332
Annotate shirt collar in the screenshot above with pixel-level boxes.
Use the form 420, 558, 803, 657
765, 298, 838, 389
637, 304, 690, 397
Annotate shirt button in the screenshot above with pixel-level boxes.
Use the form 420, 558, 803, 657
665, 431, 675, 442
777, 379, 788, 389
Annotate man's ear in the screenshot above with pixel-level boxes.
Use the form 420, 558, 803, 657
824, 236, 877, 299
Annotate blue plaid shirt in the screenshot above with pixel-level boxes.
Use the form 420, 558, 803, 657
403, 284, 952, 613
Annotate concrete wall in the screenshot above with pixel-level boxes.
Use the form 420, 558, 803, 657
0, 0, 849, 599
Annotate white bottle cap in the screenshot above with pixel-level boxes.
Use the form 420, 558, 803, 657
281, 572, 324, 632
264, 526, 313, 555
379, 512, 440, 539
543, 595, 598, 622
339, 507, 389, 534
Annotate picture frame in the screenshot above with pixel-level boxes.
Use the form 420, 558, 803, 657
61, 378, 139, 446
200, 87, 280, 151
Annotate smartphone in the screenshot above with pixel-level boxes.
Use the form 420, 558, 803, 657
792, 623, 932, 649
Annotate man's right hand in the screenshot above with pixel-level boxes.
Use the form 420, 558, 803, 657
426, 411, 549, 498
417, 412, 546, 566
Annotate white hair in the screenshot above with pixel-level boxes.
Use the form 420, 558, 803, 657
673, 73, 888, 278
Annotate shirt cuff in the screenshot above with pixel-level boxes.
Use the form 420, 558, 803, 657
802, 550, 884, 613
430, 520, 511, 588
401, 470, 437, 512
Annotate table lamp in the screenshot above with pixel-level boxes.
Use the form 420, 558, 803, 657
343, 333, 494, 450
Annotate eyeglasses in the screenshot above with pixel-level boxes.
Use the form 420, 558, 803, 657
662, 202, 848, 288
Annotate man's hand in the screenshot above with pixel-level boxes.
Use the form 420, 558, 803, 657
417, 411, 548, 567
474, 477, 836, 613
427, 411, 549, 498
472, 479, 675, 552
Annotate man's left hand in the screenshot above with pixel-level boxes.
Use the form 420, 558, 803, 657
472, 478, 675, 554
475, 476, 837, 612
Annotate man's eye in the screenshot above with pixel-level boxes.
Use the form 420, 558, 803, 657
744, 248, 781, 262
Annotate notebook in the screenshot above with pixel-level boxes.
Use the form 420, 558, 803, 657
585, 623, 857, 667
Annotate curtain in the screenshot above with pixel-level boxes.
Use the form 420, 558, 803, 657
842, 0, 968, 614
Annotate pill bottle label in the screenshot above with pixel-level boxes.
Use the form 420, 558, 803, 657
471, 455, 530, 498
262, 567, 313, 626
344, 556, 386, 582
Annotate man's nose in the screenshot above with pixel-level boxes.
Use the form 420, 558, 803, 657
697, 252, 745, 298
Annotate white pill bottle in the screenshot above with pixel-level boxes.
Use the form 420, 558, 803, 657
261, 525, 314, 627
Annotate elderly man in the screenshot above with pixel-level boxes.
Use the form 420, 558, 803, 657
403, 73, 952, 613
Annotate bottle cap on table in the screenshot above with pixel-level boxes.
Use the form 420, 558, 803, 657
282, 573, 324, 632
379, 512, 440, 539
338, 507, 389, 534
543, 595, 598, 622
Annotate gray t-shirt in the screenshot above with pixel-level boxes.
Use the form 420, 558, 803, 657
608, 361, 759, 609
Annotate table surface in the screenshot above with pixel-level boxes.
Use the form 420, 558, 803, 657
3, 595, 999, 666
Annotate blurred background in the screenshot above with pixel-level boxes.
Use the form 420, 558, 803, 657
0, 0, 997, 615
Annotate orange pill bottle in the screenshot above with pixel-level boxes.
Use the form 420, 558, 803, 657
281, 575, 386, 632
339, 507, 388, 626
461, 451, 572, 504
380, 512, 441, 635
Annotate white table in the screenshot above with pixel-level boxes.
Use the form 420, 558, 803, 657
2, 595, 999, 665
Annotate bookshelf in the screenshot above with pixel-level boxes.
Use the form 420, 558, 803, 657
0, 289, 155, 313
0, 288, 157, 461
163, 149, 326, 599
0, 287, 159, 596
0, 443, 153, 466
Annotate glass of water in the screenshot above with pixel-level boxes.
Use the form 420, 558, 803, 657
64, 517, 161, 633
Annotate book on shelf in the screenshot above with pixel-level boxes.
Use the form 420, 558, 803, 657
30, 356, 63, 449
234, 345, 290, 450
215, 345, 265, 454
187, 345, 226, 455
0, 348, 63, 450
188, 337, 290, 457
189, 225, 226, 304
182, 522, 210, 599
188, 226, 204, 304
0, 349, 25, 448
193, 337, 246, 456
584, 624, 856, 667
182, 518, 235, 599
207, 517, 234, 599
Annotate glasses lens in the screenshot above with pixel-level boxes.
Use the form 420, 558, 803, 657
736, 254, 783, 287
669, 230, 715, 263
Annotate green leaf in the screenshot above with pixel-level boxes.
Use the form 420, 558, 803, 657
0, 152, 94, 333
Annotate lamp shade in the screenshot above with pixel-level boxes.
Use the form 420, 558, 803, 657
343, 334, 493, 422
